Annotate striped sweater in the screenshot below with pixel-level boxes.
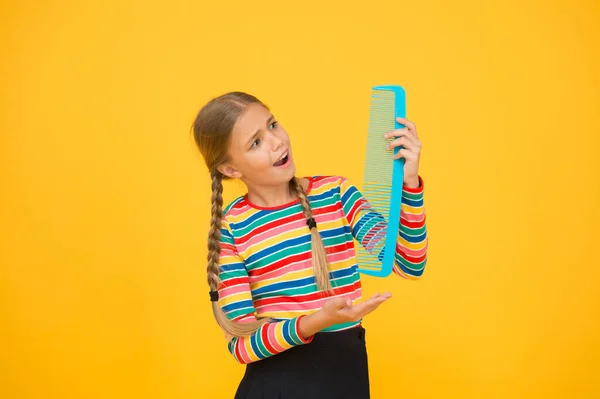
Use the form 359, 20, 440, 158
217, 175, 428, 364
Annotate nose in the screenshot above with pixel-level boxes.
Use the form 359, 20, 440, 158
269, 131, 284, 151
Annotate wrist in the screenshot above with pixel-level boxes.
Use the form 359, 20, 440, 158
298, 310, 333, 339
404, 175, 420, 189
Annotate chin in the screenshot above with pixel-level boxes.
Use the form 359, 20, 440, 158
286, 163, 297, 180
284, 165, 296, 182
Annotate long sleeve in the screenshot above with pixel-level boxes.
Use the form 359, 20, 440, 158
339, 176, 428, 279
217, 218, 314, 364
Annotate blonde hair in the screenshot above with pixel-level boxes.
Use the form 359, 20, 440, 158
192, 92, 331, 337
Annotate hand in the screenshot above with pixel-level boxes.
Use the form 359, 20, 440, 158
297, 292, 392, 339
384, 117, 421, 188
321, 292, 392, 325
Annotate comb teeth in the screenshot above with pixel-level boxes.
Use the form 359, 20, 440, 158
355, 86, 405, 276
364, 91, 396, 183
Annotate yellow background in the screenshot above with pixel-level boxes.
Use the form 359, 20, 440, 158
1, 0, 599, 398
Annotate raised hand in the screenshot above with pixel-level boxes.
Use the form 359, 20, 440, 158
384, 117, 421, 188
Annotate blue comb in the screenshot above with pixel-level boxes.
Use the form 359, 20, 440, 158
355, 85, 406, 277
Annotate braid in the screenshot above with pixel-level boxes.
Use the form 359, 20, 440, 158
292, 179, 314, 221
208, 170, 268, 337
289, 177, 333, 292
207, 169, 224, 291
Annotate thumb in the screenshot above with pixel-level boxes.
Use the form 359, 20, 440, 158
328, 296, 350, 309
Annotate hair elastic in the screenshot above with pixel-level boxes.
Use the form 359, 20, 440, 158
306, 218, 317, 229
209, 291, 219, 302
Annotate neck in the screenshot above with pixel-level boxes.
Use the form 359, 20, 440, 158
245, 178, 308, 208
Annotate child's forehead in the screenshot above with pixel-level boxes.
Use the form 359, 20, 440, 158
232, 104, 273, 137
238, 103, 271, 125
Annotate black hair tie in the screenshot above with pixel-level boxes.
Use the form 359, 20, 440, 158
306, 218, 317, 229
209, 291, 219, 302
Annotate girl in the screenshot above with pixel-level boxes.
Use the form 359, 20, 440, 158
192, 92, 427, 399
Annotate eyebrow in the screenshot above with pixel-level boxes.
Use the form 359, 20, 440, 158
245, 115, 275, 147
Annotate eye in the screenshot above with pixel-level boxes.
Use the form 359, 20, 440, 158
250, 138, 260, 149
269, 121, 278, 130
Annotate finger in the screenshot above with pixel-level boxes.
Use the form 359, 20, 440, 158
385, 129, 420, 148
387, 137, 417, 152
366, 292, 391, 302
384, 129, 419, 145
361, 296, 389, 311
396, 117, 417, 135
346, 301, 369, 315
389, 144, 420, 162
345, 296, 391, 320
384, 127, 409, 139
368, 294, 391, 305
354, 293, 389, 311
356, 300, 388, 319
393, 148, 417, 160
329, 297, 349, 309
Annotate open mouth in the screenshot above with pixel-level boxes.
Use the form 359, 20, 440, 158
273, 150, 290, 167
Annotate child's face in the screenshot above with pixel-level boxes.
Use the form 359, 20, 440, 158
220, 103, 296, 187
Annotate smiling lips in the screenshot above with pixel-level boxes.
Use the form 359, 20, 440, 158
273, 150, 290, 167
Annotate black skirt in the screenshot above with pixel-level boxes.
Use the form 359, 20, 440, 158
234, 326, 370, 399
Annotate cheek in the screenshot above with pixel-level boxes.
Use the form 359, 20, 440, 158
280, 129, 291, 142
244, 150, 273, 172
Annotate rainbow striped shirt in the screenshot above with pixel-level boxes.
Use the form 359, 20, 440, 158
217, 175, 427, 364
